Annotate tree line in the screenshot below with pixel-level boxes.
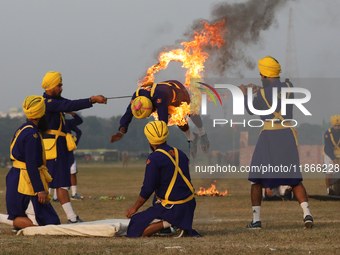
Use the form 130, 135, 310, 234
0, 115, 329, 157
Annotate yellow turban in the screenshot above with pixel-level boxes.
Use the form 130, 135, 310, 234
131, 96, 153, 119
42, 71, 62, 90
258, 56, 281, 77
330, 115, 340, 127
22, 95, 46, 119
144, 121, 169, 145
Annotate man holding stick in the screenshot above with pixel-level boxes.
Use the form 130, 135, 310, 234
42, 71, 107, 223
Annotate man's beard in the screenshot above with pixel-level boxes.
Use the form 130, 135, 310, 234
149, 144, 155, 152
52, 90, 62, 99
262, 77, 271, 88
54, 93, 62, 99
38, 115, 49, 134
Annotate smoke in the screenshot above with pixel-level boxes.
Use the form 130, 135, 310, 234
184, 0, 292, 77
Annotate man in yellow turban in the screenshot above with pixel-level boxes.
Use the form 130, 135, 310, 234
323, 115, 340, 195
1, 96, 60, 230
239, 56, 313, 229
110, 80, 210, 159
125, 121, 200, 237
41, 71, 107, 223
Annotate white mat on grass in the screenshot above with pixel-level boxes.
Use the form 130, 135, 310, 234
17, 219, 130, 237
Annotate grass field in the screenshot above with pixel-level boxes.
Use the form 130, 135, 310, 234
0, 164, 339, 254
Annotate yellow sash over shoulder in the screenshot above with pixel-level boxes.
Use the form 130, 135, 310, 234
10, 125, 52, 199
323, 128, 340, 158
259, 82, 299, 146
155, 147, 195, 207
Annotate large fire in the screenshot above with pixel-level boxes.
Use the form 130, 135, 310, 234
151, 102, 190, 126
196, 181, 228, 197
139, 20, 227, 125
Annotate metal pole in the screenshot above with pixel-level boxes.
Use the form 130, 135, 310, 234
106, 96, 131, 99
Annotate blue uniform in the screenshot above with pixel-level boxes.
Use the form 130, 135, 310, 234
119, 80, 190, 132
126, 144, 200, 237
245, 79, 302, 188
324, 128, 340, 160
6, 121, 60, 225
65, 113, 83, 168
43, 93, 92, 188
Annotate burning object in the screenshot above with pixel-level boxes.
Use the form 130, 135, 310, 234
139, 20, 227, 125
196, 181, 228, 196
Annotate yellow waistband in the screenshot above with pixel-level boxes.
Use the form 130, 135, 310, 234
46, 130, 66, 136
334, 149, 340, 157
14, 162, 52, 199
263, 121, 291, 130
260, 121, 299, 146
13, 160, 26, 169
156, 193, 194, 206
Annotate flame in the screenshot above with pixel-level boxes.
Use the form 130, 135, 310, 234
139, 20, 227, 125
151, 102, 190, 126
196, 183, 228, 197
167, 102, 191, 126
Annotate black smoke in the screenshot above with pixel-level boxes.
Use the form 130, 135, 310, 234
191, 0, 292, 77
167, 0, 293, 78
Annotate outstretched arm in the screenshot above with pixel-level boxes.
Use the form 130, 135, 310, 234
45, 95, 107, 113
110, 126, 126, 143
110, 94, 136, 143
90, 95, 107, 104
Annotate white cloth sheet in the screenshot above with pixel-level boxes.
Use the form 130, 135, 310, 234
17, 219, 130, 237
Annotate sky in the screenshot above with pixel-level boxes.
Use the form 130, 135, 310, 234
0, 0, 340, 123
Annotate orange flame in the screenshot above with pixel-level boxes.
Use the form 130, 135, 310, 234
139, 20, 227, 124
150, 102, 190, 126
167, 102, 190, 126
196, 183, 228, 197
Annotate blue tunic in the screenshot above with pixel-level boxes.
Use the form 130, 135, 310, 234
43, 93, 92, 188
119, 80, 190, 132
126, 144, 200, 237
6, 121, 60, 225
246, 79, 302, 188
65, 113, 83, 168
324, 128, 340, 160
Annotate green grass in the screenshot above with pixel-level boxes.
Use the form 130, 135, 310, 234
0, 165, 339, 254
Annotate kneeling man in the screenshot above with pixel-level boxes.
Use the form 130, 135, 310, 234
4, 95, 60, 229
125, 120, 200, 237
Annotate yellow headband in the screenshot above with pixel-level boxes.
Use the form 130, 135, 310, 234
330, 115, 340, 127
22, 95, 46, 119
258, 56, 281, 77
42, 71, 62, 91
131, 96, 153, 119
144, 121, 169, 145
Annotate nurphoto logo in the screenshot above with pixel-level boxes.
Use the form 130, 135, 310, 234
199, 84, 312, 128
